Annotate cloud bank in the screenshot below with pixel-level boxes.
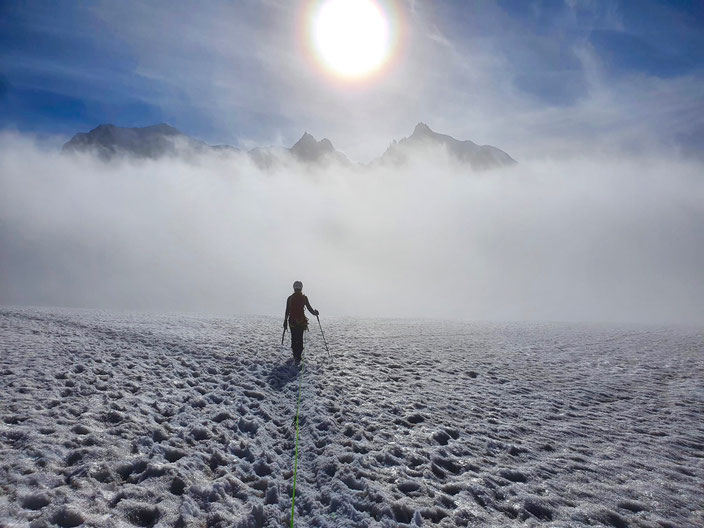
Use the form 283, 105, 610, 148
1, 132, 702, 324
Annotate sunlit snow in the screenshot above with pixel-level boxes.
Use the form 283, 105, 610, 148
1, 308, 702, 527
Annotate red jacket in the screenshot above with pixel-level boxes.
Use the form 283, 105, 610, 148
286, 291, 311, 328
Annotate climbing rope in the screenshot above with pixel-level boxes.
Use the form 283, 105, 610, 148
290, 356, 304, 527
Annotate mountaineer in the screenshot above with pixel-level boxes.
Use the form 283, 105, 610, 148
284, 281, 319, 364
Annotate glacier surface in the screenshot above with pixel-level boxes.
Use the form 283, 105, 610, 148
1, 307, 703, 527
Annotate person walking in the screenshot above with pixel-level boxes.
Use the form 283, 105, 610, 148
284, 281, 319, 364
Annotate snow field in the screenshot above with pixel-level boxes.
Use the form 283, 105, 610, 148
1, 308, 703, 527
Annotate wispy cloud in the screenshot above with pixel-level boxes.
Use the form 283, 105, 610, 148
2, 1, 702, 161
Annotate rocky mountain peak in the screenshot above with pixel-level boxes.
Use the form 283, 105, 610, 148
378, 122, 516, 170
412, 122, 433, 137
61, 122, 514, 171
290, 132, 343, 163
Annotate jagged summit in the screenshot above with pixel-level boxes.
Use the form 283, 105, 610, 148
62, 123, 210, 160
412, 122, 433, 137
290, 132, 343, 163
61, 122, 515, 171
290, 132, 323, 152
379, 122, 516, 170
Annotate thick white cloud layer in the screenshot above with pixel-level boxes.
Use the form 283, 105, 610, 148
1, 132, 703, 324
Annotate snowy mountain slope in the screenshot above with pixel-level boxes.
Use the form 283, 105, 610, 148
2, 307, 701, 527
377, 123, 517, 171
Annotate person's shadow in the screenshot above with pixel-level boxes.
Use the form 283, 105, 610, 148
266, 360, 299, 390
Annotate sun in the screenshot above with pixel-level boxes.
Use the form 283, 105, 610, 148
309, 0, 392, 80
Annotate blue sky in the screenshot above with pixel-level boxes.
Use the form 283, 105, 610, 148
1, 0, 703, 160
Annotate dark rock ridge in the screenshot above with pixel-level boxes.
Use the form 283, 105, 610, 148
61, 123, 230, 161
378, 122, 516, 170
62, 122, 515, 170
290, 132, 350, 165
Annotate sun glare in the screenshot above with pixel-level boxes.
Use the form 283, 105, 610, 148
309, 0, 392, 80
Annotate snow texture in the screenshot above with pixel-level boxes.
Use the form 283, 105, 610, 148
1, 307, 703, 527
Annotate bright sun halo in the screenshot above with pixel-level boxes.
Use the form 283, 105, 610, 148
311, 0, 391, 80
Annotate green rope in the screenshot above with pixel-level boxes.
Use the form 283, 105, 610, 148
290, 356, 304, 528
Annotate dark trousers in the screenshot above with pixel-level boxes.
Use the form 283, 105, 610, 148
290, 325, 304, 361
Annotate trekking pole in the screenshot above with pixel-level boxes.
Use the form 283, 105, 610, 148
315, 315, 331, 359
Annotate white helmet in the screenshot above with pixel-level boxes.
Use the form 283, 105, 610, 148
293, 281, 303, 291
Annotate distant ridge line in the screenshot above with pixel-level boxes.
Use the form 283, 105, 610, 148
62, 122, 516, 170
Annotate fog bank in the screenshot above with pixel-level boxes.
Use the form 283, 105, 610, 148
1, 132, 703, 324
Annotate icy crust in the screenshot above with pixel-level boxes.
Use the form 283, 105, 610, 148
1, 308, 703, 528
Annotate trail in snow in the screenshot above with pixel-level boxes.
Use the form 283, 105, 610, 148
1, 307, 703, 527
